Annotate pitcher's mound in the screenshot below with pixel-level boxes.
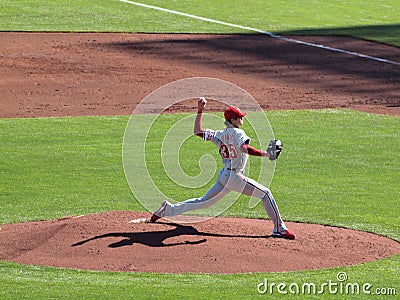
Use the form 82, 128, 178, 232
1, 211, 399, 274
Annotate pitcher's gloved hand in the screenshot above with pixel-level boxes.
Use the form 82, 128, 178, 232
267, 139, 283, 161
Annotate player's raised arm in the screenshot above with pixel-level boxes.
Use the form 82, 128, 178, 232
194, 98, 207, 138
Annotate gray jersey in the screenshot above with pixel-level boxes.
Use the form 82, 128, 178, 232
203, 127, 250, 172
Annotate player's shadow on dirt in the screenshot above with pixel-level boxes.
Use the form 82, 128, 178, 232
71, 222, 272, 248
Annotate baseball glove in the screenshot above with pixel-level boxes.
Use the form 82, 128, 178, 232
267, 139, 283, 161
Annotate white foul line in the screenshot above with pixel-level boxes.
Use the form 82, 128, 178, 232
119, 0, 400, 66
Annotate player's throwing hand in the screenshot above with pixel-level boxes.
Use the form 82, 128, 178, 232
198, 97, 207, 111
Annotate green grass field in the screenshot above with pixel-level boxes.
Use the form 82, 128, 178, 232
1, 110, 399, 299
0, 0, 399, 298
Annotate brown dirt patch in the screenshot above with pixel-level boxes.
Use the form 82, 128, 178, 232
0, 32, 399, 118
1, 211, 399, 274
1, 32, 399, 273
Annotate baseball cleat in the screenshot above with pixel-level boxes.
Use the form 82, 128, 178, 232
149, 200, 167, 223
149, 214, 160, 223
272, 229, 296, 240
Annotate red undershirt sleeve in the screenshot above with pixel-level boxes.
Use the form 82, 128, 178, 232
243, 144, 265, 156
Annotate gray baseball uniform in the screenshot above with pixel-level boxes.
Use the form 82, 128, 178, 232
161, 122, 288, 233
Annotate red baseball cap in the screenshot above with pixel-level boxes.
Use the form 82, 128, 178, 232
224, 106, 247, 120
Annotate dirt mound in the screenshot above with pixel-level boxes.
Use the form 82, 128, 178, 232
1, 211, 399, 274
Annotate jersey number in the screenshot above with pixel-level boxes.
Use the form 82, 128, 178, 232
220, 144, 237, 159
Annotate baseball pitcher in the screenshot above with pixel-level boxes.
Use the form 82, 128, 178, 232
150, 98, 295, 239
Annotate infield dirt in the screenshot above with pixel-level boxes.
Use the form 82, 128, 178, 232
1, 32, 399, 118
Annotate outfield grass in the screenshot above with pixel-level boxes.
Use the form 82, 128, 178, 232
0, 116, 138, 223
1, 0, 399, 46
0, 110, 399, 299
